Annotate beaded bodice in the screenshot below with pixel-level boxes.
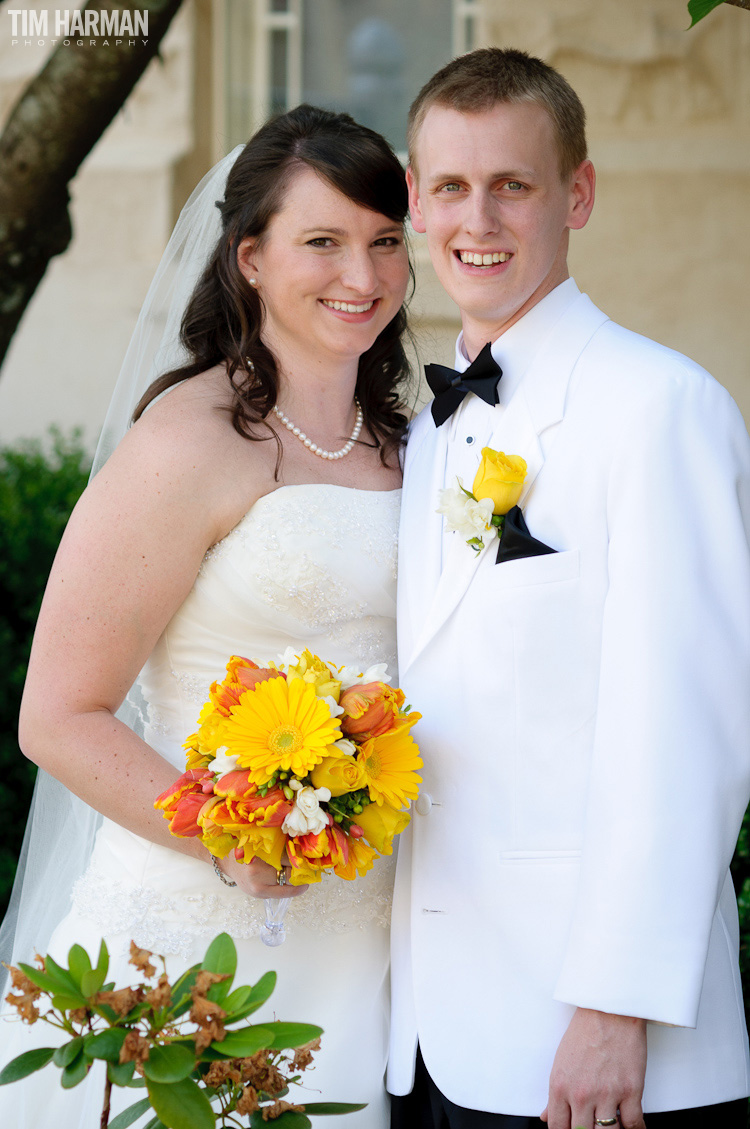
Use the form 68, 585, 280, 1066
138, 484, 400, 762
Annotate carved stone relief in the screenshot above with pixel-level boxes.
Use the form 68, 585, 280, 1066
485, 0, 748, 129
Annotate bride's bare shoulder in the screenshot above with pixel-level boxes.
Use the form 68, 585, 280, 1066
100, 367, 277, 533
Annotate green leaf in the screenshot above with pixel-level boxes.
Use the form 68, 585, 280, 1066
688, 0, 725, 26
18, 961, 75, 998
146, 1076, 215, 1129
45, 953, 86, 1000
95, 938, 110, 978
302, 1102, 368, 1114
142, 1043, 196, 1084
168, 966, 200, 1020
225, 970, 277, 1021
222, 983, 254, 1015
81, 966, 107, 997
66, 944, 92, 988
250, 1112, 311, 1129
0, 1047, 56, 1084
108, 1096, 154, 1129
142, 1119, 167, 1129
60, 1052, 90, 1089
84, 1027, 128, 1062
210, 1026, 274, 1057
200, 933, 236, 1001
169, 963, 200, 998
107, 1060, 137, 1086
261, 1022, 323, 1050
51, 993, 90, 1011
53, 1036, 84, 1068
202, 932, 236, 977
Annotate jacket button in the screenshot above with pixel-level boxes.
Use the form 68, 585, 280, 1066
415, 793, 432, 816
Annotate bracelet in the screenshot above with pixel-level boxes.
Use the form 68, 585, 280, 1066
211, 854, 237, 887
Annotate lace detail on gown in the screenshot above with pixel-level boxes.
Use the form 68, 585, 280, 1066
70, 485, 402, 950
71, 855, 396, 960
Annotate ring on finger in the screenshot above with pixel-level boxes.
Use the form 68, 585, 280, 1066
594, 1119, 618, 1127
277, 868, 287, 887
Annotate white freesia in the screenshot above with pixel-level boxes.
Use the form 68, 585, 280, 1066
276, 646, 300, 671
282, 783, 332, 836
332, 737, 357, 756
323, 694, 344, 717
208, 749, 240, 776
338, 661, 392, 690
437, 481, 494, 544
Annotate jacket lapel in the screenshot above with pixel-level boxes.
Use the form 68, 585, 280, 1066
399, 293, 609, 676
397, 416, 448, 673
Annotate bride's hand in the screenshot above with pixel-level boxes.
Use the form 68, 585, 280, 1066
217, 854, 308, 899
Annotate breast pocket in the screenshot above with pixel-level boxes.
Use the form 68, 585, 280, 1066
489, 548, 580, 590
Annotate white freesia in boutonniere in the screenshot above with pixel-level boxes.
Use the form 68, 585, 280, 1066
437, 447, 527, 552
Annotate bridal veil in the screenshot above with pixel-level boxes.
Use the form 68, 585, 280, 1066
0, 144, 244, 985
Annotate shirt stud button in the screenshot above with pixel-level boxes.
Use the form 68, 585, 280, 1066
466, 435, 475, 445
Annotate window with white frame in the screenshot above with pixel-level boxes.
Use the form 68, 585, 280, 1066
220, 0, 483, 155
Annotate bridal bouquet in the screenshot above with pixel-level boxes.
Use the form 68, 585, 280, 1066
155, 650, 422, 891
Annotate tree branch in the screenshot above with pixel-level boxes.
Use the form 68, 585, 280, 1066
0, 0, 186, 370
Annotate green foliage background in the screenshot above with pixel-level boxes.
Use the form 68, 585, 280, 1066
1, 431, 749, 1035
0, 431, 91, 913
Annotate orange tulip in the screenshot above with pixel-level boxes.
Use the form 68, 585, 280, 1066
210, 656, 286, 716
339, 682, 406, 740
154, 769, 214, 837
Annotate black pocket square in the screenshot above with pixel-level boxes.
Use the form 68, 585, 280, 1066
495, 506, 557, 564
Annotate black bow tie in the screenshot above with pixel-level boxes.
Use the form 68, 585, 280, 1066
424, 343, 503, 426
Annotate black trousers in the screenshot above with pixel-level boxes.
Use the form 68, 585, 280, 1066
390, 1048, 749, 1129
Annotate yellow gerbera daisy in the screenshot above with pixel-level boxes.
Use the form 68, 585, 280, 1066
222, 676, 342, 783
358, 720, 423, 808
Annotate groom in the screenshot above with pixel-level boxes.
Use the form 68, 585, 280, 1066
389, 48, 750, 1129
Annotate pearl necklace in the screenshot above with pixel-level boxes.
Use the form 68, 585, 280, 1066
272, 398, 363, 460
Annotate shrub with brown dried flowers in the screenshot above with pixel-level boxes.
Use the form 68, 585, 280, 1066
0, 933, 363, 1128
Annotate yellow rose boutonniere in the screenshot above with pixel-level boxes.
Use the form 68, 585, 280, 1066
437, 446, 528, 552
472, 448, 527, 515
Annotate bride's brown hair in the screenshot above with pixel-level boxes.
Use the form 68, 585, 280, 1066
133, 103, 413, 465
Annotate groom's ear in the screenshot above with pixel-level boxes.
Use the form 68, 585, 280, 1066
566, 159, 596, 231
406, 166, 427, 234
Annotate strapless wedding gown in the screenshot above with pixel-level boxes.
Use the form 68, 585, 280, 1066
0, 484, 401, 1129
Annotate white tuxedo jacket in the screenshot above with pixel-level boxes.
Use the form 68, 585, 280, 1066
388, 291, 750, 1115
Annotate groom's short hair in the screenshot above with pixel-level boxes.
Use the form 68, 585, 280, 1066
408, 48, 587, 181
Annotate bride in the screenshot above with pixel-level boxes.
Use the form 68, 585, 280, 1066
0, 104, 412, 1127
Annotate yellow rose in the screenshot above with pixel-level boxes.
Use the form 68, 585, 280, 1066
283, 649, 342, 703
183, 702, 227, 755
310, 755, 367, 797
354, 803, 410, 855
472, 448, 527, 515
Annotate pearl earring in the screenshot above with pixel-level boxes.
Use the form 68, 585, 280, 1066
249, 278, 257, 287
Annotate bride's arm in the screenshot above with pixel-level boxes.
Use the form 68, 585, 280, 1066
18, 385, 301, 899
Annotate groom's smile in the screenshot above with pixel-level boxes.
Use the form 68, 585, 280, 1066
455, 250, 512, 266
406, 100, 594, 358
